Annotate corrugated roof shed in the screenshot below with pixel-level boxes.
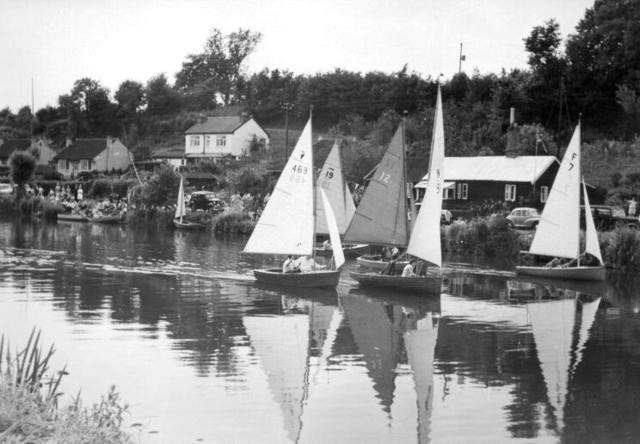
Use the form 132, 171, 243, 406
0, 139, 31, 158
434, 156, 558, 183
55, 139, 107, 160
185, 116, 246, 134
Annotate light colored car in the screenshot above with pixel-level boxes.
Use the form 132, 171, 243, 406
0, 183, 14, 195
506, 207, 541, 229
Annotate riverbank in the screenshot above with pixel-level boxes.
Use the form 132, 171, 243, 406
0, 330, 132, 443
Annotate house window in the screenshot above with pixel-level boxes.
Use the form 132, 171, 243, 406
205, 135, 211, 147
80, 159, 90, 170
216, 136, 227, 147
190, 136, 200, 147
505, 184, 517, 201
460, 183, 468, 200
58, 159, 68, 170
443, 186, 455, 200
540, 186, 549, 203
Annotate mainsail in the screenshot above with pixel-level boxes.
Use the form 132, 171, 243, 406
407, 85, 445, 267
174, 176, 186, 221
583, 181, 603, 264
315, 141, 355, 235
244, 119, 315, 255
529, 124, 582, 259
344, 125, 409, 246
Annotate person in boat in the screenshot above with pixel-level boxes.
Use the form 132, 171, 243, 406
381, 258, 397, 275
322, 239, 331, 250
562, 252, 600, 268
282, 255, 299, 273
391, 246, 400, 259
297, 255, 325, 272
545, 257, 568, 268
402, 259, 417, 277
381, 246, 392, 260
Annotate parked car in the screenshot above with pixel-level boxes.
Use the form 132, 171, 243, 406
188, 191, 226, 213
506, 207, 541, 229
0, 183, 14, 195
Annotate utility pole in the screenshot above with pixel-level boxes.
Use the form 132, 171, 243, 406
281, 102, 294, 162
458, 43, 465, 74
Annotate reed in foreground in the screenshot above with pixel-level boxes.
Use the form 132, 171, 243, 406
0, 329, 132, 443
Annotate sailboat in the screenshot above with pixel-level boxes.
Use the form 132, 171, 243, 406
243, 115, 345, 288
313, 141, 367, 258
516, 123, 606, 281
347, 85, 446, 293
173, 176, 204, 229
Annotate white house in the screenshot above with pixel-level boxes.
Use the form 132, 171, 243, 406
184, 116, 269, 161
55, 137, 131, 178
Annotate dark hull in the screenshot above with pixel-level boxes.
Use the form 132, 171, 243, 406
57, 213, 89, 222
91, 215, 125, 224
254, 268, 341, 288
349, 271, 443, 294
516, 265, 606, 281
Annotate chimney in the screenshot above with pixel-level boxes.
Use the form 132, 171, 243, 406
106, 136, 113, 146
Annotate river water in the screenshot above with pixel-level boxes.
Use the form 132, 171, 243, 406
0, 219, 638, 443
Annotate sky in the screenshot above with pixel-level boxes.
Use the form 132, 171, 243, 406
0, 0, 595, 112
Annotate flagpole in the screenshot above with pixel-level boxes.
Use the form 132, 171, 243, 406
458, 43, 463, 74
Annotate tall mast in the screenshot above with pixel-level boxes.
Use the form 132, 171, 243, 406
401, 115, 409, 242
310, 106, 317, 269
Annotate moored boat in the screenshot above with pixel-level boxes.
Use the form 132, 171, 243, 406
58, 213, 90, 222
91, 213, 125, 224
173, 176, 205, 229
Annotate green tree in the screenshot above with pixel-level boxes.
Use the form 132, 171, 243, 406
115, 80, 146, 117
145, 74, 181, 115
175, 28, 262, 106
144, 164, 180, 207
9, 150, 36, 198
58, 78, 117, 136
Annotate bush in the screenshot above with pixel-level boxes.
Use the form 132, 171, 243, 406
601, 227, 640, 274
212, 210, 255, 234
87, 179, 134, 199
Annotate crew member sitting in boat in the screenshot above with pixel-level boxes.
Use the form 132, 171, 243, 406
545, 252, 599, 269
381, 258, 398, 275
402, 259, 417, 277
297, 255, 326, 272
322, 239, 331, 250
282, 255, 299, 273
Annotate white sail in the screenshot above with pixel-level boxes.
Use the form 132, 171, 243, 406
583, 181, 603, 264
320, 189, 345, 269
529, 125, 582, 259
407, 84, 445, 267
571, 297, 600, 376
315, 141, 355, 235
174, 176, 186, 220
244, 119, 315, 255
528, 298, 577, 432
404, 313, 438, 444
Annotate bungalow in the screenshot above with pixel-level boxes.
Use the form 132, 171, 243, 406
54, 137, 131, 178
0, 137, 58, 166
415, 155, 559, 210
152, 146, 186, 170
184, 116, 269, 162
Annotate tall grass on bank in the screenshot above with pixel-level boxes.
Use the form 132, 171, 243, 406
0, 329, 132, 443
212, 210, 255, 234
0, 195, 64, 221
600, 227, 640, 274
443, 214, 530, 258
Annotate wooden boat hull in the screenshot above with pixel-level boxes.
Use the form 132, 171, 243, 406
349, 271, 443, 294
515, 265, 606, 281
57, 213, 89, 222
254, 268, 341, 288
355, 256, 409, 271
173, 219, 205, 230
91, 215, 125, 224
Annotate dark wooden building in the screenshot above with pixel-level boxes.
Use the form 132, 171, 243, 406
415, 155, 559, 210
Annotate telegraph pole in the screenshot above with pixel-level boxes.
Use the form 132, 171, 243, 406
281, 102, 294, 161
458, 43, 465, 74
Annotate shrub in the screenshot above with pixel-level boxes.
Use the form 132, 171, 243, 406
212, 210, 255, 234
600, 227, 640, 274
87, 179, 133, 199
9, 150, 36, 198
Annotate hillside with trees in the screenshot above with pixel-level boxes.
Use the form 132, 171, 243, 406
1, 0, 639, 196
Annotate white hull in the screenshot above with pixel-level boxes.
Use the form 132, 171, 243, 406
516, 265, 606, 281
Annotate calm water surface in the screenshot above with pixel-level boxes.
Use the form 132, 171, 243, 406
0, 219, 639, 443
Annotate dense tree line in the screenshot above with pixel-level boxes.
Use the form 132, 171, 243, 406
0, 0, 638, 159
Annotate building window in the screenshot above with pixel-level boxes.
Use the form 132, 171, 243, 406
505, 184, 517, 201
190, 136, 200, 147
540, 186, 549, 203
205, 135, 211, 147
460, 183, 468, 200
58, 159, 68, 170
443, 186, 455, 200
216, 136, 227, 147
80, 159, 90, 170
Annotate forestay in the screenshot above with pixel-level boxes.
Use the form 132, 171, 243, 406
315, 141, 355, 235
583, 181, 603, 264
244, 119, 314, 255
344, 125, 409, 246
407, 85, 445, 267
320, 189, 345, 268
529, 124, 582, 259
